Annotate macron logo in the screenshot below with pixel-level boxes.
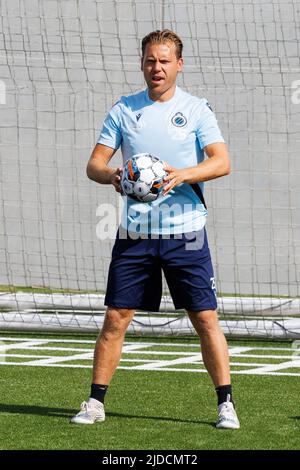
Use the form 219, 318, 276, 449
136, 113, 142, 121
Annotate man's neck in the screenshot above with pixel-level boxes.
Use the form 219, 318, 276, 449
148, 85, 177, 102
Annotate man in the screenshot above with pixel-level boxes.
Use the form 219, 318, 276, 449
71, 30, 240, 429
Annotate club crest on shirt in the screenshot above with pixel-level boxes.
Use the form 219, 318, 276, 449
171, 112, 187, 127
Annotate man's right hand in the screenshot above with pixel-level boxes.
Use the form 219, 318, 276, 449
110, 167, 123, 193
87, 144, 124, 189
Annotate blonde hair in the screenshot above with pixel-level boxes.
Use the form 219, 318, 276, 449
141, 30, 183, 60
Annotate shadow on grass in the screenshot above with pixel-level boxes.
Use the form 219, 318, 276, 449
0, 404, 214, 427
107, 411, 214, 427
0, 404, 74, 418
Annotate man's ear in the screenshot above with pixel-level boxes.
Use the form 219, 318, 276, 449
177, 57, 183, 72
140, 57, 144, 71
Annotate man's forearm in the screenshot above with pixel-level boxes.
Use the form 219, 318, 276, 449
183, 155, 230, 184
87, 160, 116, 184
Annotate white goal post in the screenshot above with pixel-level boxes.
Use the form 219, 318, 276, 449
0, 291, 300, 338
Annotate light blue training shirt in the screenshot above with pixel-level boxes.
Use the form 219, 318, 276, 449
98, 86, 225, 235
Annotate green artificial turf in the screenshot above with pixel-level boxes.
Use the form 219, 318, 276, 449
0, 354, 299, 450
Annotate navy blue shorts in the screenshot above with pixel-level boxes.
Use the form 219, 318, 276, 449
104, 228, 217, 312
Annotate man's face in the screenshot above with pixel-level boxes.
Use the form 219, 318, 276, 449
141, 42, 183, 98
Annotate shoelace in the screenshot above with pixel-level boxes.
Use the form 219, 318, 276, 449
222, 403, 231, 411
80, 401, 102, 412
220, 403, 234, 417
80, 401, 88, 411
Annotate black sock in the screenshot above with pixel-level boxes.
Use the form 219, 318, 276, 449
90, 383, 108, 404
215, 384, 233, 406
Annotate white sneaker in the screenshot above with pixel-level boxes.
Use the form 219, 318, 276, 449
216, 396, 240, 429
70, 398, 105, 424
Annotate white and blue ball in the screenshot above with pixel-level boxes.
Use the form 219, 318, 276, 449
121, 153, 167, 203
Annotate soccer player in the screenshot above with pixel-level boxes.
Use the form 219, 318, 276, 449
71, 30, 240, 429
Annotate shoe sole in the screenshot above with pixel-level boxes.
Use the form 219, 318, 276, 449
70, 417, 105, 424
216, 423, 240, 429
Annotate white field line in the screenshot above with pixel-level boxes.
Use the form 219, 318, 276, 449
124, 351, 199, 356
228, 347, 254, 354
228, 346, 299, 352
0, 361, 300, 376
0, 354, 286, 368
0, 337, 297, 352
118, 366, 300, 377
0, 337, 96, 344
0, 362, 92, 369
0, 337, 299, 376
0, 337, 298, 352
120, 358, 165, 363
225, 362, 279, 368
0, 337, 200, 348
21, 352, 94, 366
131, 354, 202, 370
123, 342, 198, 348
242, 359, 300, 374
122, 343, 155, 352
1, 343, 297, 361
228, 353, 300, 360
12, 346, 297, 361
0, 343, 296, 359
0, 340, 50, 351
0, 354, 52, 359
3, 346, 197, 355
127, 355, 297, 371
126, 359, 284, 368
24, 346, 94, 352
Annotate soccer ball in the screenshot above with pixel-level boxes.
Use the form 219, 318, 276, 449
121, 153, 167, 202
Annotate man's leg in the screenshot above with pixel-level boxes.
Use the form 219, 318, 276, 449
187, 309, 240, 429
70, 306, 134, 424
92, 306, 135, 384
187, 309, 230, 387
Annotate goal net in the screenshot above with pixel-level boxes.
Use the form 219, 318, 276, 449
0, 0, 299, 338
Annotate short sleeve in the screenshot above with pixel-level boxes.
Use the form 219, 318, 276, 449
97, 101, 122, 149
196, 100, 225, 149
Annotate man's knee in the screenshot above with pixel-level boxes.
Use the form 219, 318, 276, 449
188, 309, 219, 335
102, 307, 135, 338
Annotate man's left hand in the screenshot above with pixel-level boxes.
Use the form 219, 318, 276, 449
163, 162, 187, 196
